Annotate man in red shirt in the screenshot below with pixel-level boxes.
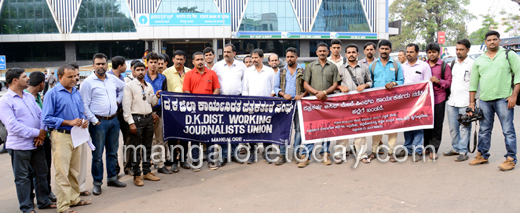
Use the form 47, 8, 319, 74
183, 52, 221, 171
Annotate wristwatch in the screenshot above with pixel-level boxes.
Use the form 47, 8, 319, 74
392, 82, 398, 86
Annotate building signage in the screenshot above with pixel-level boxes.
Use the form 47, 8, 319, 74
137, 13, 231, 27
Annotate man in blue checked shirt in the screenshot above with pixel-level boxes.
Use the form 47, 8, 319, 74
79, 53, 126, 196
43, 64, 92, 213
0, 68, 57, 213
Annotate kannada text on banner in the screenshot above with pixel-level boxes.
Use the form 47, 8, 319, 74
298, 81, 434, 144
161, 93, 296, 145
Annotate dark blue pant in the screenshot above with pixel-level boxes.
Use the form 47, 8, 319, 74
9, 147, 51, 213
90, 117, 120, 185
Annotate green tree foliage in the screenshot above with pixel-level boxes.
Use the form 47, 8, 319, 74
500, 9, 520, 36
468, 14, 499, 46
389, 0, 475, 50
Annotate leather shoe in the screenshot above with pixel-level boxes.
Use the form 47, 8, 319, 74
157, 166, 173, 174
171, 164, 179, 173
218, 158, 227, 167
181, 162, 191, 169
107, 179, 126, 187
48, 191, 57, 202
92, 185, 102, 195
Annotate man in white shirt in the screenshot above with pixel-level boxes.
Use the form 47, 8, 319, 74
268, 53, 280, 74
203, 47, 216, 70
122, 62, 161, 186
213, 44, 247, 165
445, 39, 474, 162
242, 49, 275, 164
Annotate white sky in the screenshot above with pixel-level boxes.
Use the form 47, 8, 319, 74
389, 0, 520, 36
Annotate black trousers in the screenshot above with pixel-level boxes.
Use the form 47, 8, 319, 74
118, 108, 132, 172
169, 140, 189, 164
130, 114, 154, 176
424, 100, 446, 152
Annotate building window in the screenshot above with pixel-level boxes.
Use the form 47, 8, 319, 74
72, 0, 135, 33
231, 39, 300, 58
309, 40, 331, 57
239, 0, 300, 32
157, 0, 219, 13
0, 42, 65, 62
312, 0, 370, 32
76, 41, 145, 61
0, 0, 59, 34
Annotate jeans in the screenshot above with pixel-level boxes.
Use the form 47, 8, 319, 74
8, 147, 51, 213
478, 98, 517, 163
404, 130, 424, 154
424, 101, 446, 152
301, 142, 330, 159
281, 109, 301, 156
447, 105, 471, 154
90, 117, 120, 185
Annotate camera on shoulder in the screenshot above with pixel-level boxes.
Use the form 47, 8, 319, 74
457, 107, 484, 126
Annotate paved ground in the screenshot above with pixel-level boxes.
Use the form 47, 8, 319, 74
1, 109, 520, 212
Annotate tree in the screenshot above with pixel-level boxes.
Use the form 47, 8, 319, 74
468, 14, 499, 46
500, 10, 520, 36
389, 0, 475, 50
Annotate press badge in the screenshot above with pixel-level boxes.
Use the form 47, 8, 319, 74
390, 68, 395, 71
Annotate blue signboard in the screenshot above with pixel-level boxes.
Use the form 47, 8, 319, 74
137, 13, 231, 27
0, 55, 5, 70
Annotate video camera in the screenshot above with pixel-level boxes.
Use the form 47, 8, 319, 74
457, 107, 484, 126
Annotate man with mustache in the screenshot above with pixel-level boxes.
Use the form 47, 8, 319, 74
79, 53, 126, 195
368, 40, 404, 163
359, 42, 377, 66
335, 44, 373, 164
298, 43, 341, 168
123, 62, 162, 186
243, 55, 253, 68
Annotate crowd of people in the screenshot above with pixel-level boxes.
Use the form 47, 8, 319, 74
0, 30, 519, 213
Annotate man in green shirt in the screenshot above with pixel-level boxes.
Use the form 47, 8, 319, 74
468, 31, 520, 171
26, 71, 57, 202
298, 42, 341, 168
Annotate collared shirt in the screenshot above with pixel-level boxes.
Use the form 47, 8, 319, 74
470, 47, 520, 101
327, 55, 344, 68
163, 66, 190, 93
213, 59, 246, 95
428, 59, 452, 104
274, 64, 302, 98
303, 60, 341, 92
447, 57, 474, 107
79, 73, 125, 123
122, 79, 158, 125
369, 57, 404, 88
24, 89, 42, 108
338, 62, 373, 91
359, 57, 376, 66
42, 83, 86, 131
144, 72, 167, 108
402, 59, 432, 84
243, 65, 276, 97
0, 89, 44, 150
107, 70, 125, 82
183, 67, 220, 94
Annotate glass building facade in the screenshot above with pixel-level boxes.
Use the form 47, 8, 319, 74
0, 42, 65, 62
312, 0, 371, 32
231, 39, 300, 58
72, 0, 135, 33
239, 0, 300, 32
76, 41, 145, 60
156, 0, 220, 13
0, 0, 59, 34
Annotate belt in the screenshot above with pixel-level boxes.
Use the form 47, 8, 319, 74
95, 112, 118, 121
52, 129, 71, 134
132, 113, 152, 118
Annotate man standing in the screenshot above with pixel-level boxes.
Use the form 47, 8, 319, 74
336, 44, 373, 164
359, 42, 377, 66
400, 43, 432, 161
107, 56, 127, 176
445, 39, 474, 162
274, 47, 307, 166
204, 47, 216, 70
183, 52, 221, 171
369, 40, 404, 162
0, 68, 56, 213
298, 43, 341, 168
469, 31, 520, 171
43, 64, 92, 213
213, 44, 247, 166
143, 52, 172, 175
398, 50, 406, 64
243, 55, 253, 68
268, 53, 280, 74
80, 53, 126, 195
123, 62, 162, 186
163, 50, 191, 172
424, 42, 452, 160
243, 49, 276, 164
328, 39, 344, 67
157, 54, 167, 74
26, 71, 56, 202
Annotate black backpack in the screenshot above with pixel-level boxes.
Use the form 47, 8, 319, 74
505, 49, 520, 105
440, 60, 455, 100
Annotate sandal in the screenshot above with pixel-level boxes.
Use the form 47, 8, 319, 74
39, 202, 57, 209
80, 190, 91, 196
368, 153, 376, 160
361, 157, 371, 164
71, 199, 92, 207
62, 208, 77, 213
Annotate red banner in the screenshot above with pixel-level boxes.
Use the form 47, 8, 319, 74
298, 81, 434, 144
438, 31, 445, 44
